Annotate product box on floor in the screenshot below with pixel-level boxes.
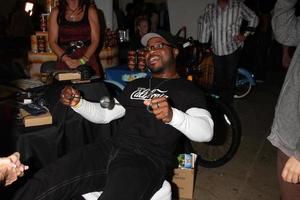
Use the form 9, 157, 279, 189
172, 167, 195, 199
171, 153, 197, 199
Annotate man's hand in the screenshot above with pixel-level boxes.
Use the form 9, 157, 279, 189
233, 34, 246, 43
282, 156, 300, 184
60, 86, 81, 107
144, 97, 173, 123
0, 152, 29, 186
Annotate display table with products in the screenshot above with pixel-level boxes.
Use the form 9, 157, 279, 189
9, 80, 115, 169
28, 30, 57, 78
28, 27, 122, 78
28, 47, 121, 79
27, 51, 57, 79
99, 46, 119, 70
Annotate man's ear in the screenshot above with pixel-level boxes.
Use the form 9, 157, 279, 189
173, 48, 179, 57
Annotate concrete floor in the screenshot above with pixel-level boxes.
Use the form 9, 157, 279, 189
192, 71, 285, 200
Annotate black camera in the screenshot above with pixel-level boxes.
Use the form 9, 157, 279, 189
77, 64, 93, 80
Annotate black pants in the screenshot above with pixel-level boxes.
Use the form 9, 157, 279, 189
13, 139, 165, 200
253, 32, 271, 81
212, 49, 241, 104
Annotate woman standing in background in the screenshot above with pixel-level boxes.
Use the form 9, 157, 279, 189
47, 0, 103, 76
129, 16, 150, 50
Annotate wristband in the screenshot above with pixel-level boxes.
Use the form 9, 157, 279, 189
82, 56, 89, 62
79, 58, 86, 65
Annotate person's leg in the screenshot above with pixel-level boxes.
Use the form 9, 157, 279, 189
277, 149, 300, 200
13, 140, 115, 200
212, 54, 226, 97
100, 149, 165, 200
223, 49, 241, 104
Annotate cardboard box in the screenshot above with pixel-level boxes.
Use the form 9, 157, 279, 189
20, 109, 53, 127
172, 168, 195, 199
55, 71, 81, 81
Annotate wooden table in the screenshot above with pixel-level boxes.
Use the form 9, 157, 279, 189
27, 52, 57, 79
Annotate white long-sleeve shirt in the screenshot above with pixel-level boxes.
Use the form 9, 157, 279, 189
72, 98, 213, 143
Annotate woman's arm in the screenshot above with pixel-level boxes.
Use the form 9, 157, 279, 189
83, 6, 100, 60
48, 8, 69, 61
48, 8, 84, 68
272, 0, 300, 46
282, 45, 292, 68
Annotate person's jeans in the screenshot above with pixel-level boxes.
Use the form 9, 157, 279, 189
13, 139, 165, 200
212, 49, 241, 104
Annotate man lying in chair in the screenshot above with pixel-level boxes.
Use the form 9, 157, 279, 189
12, 31, 214, 200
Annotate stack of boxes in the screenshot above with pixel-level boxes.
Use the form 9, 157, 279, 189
99, 29, 119, 70
30, 0, 59, 54
28, 0, 59, 78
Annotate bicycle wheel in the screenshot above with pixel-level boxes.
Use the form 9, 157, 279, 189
234, 72, 252, 99
185, 98, 241, 168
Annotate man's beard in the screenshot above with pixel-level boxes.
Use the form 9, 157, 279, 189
147, 58, 174, 74
148, 65, 166, 74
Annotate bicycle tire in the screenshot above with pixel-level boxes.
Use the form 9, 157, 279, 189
234, 73, 252, 99
185, 98, 241, 168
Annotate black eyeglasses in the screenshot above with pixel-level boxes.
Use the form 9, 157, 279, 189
144, 43, 173, 52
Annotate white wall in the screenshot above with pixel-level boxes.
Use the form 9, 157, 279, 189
95, 0, 113, 29
168, 0, 214, 39
119, 0, 133, 14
